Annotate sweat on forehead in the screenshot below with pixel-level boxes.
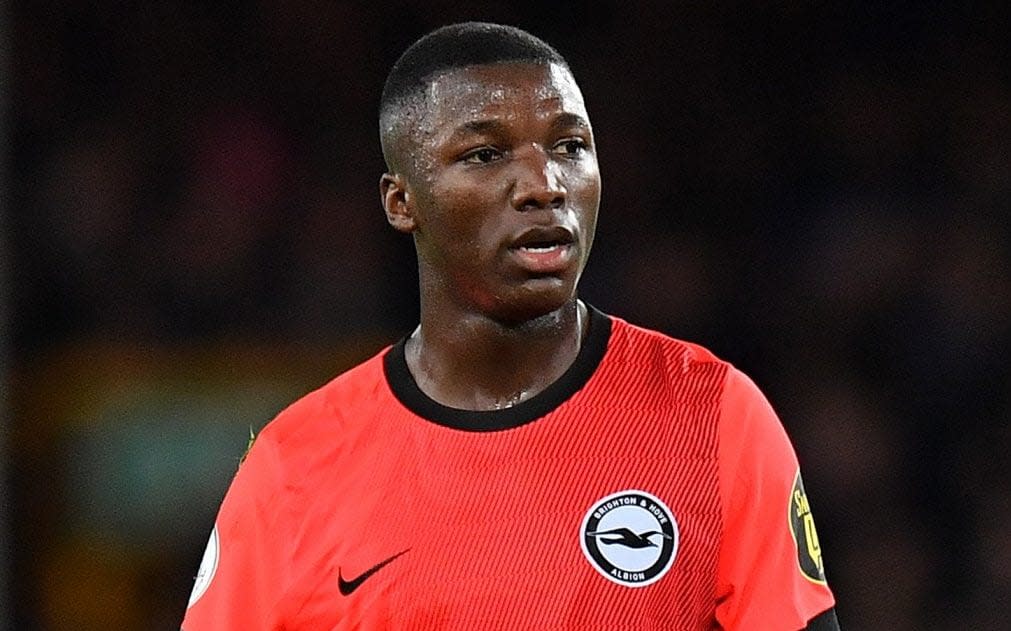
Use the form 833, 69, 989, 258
379, 22, 571, 172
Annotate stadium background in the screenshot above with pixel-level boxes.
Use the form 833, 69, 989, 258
3, 2, 1009, 629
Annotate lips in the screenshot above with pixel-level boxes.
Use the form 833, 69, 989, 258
509, 225, 575, 250
507, 226, 576, 274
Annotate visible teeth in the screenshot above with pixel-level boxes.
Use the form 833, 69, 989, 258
521, 245, 557, 252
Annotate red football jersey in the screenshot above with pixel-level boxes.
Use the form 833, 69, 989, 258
182, 308, 834, 629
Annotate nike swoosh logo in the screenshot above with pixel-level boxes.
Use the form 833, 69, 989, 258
338, 548, 410, 596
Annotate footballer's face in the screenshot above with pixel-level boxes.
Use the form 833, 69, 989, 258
382, 62, 601, 323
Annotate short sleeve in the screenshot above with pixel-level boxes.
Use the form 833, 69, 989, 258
715, 368, 835, 630
181, 428, 288, 630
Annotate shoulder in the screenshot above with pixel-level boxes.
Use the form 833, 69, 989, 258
607, 315, 724, 363
607, 315, 726, 368
718, 365, 792, 456
267, 347, 389, 435
600, 312, 787, 446
601, 313, 781, 403
707, 354, 800, 521
242, 346, 392, 477
603, 315, 730, 391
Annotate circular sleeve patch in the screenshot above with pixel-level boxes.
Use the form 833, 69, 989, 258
788, 472, 827, 584
187, 525, 220, 607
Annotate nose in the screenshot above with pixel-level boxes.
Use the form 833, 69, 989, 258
510, 145, 566, 211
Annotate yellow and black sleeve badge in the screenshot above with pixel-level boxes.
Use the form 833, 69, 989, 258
788, 470, 827, 584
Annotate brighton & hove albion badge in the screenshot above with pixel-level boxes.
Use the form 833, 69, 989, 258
580, 489, 679, 587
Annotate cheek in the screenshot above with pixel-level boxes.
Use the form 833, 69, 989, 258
422, 181, 497, 255
580, 175, 602, 209
570, 164, 601, 213
566, 154, 601, 195
568, 165, 601, 254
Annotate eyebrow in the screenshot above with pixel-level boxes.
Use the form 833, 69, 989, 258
456, 119, 507, 137
549, 112, 592, 132
450, 112, 591, 140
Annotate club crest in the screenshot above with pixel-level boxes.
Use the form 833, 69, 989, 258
580, 490, 679, 587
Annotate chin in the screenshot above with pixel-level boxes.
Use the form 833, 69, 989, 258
492, 278, 576, 325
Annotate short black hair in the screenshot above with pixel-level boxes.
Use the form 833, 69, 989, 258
379, 22, 570, 172
381, 22, 568, 110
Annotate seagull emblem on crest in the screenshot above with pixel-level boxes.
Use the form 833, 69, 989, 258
586, 527, 673, 549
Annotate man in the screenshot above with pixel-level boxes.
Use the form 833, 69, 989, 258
182, 22, 838, 630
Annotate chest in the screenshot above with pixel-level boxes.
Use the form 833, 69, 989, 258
279, 408, 722, 629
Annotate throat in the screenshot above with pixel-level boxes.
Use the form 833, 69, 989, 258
407, 301, 587, 411
493, 391, 527, 409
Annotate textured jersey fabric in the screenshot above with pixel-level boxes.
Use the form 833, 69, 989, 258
182, 307, 835, 630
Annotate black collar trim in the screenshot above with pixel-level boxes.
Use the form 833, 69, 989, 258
383, 306, 612, 432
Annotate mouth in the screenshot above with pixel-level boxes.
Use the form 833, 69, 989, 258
509, 226, 575, 251
507, 226, 577, 274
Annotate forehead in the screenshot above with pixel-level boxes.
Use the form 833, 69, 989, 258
423, 62, 589, 132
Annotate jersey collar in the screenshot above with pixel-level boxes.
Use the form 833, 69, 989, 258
383, 305, 612, 431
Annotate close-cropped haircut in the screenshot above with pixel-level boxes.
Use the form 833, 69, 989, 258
379, 22, 570, 172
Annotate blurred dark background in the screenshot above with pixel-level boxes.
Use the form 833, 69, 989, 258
4, 1, 1010, 629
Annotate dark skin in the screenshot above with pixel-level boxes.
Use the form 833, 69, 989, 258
380, 62, 601, 411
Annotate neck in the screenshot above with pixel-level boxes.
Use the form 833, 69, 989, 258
406, 299, 587, 411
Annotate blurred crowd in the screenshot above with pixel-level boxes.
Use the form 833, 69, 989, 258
7, 2, 1010, 629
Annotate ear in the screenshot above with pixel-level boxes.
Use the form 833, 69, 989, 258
380, 172, 417, 234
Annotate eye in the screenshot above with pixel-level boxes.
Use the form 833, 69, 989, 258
462, 146, 502, 164
553, 138, 588, 158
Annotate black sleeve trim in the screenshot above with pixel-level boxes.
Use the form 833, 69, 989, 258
803, 607, 840, 630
